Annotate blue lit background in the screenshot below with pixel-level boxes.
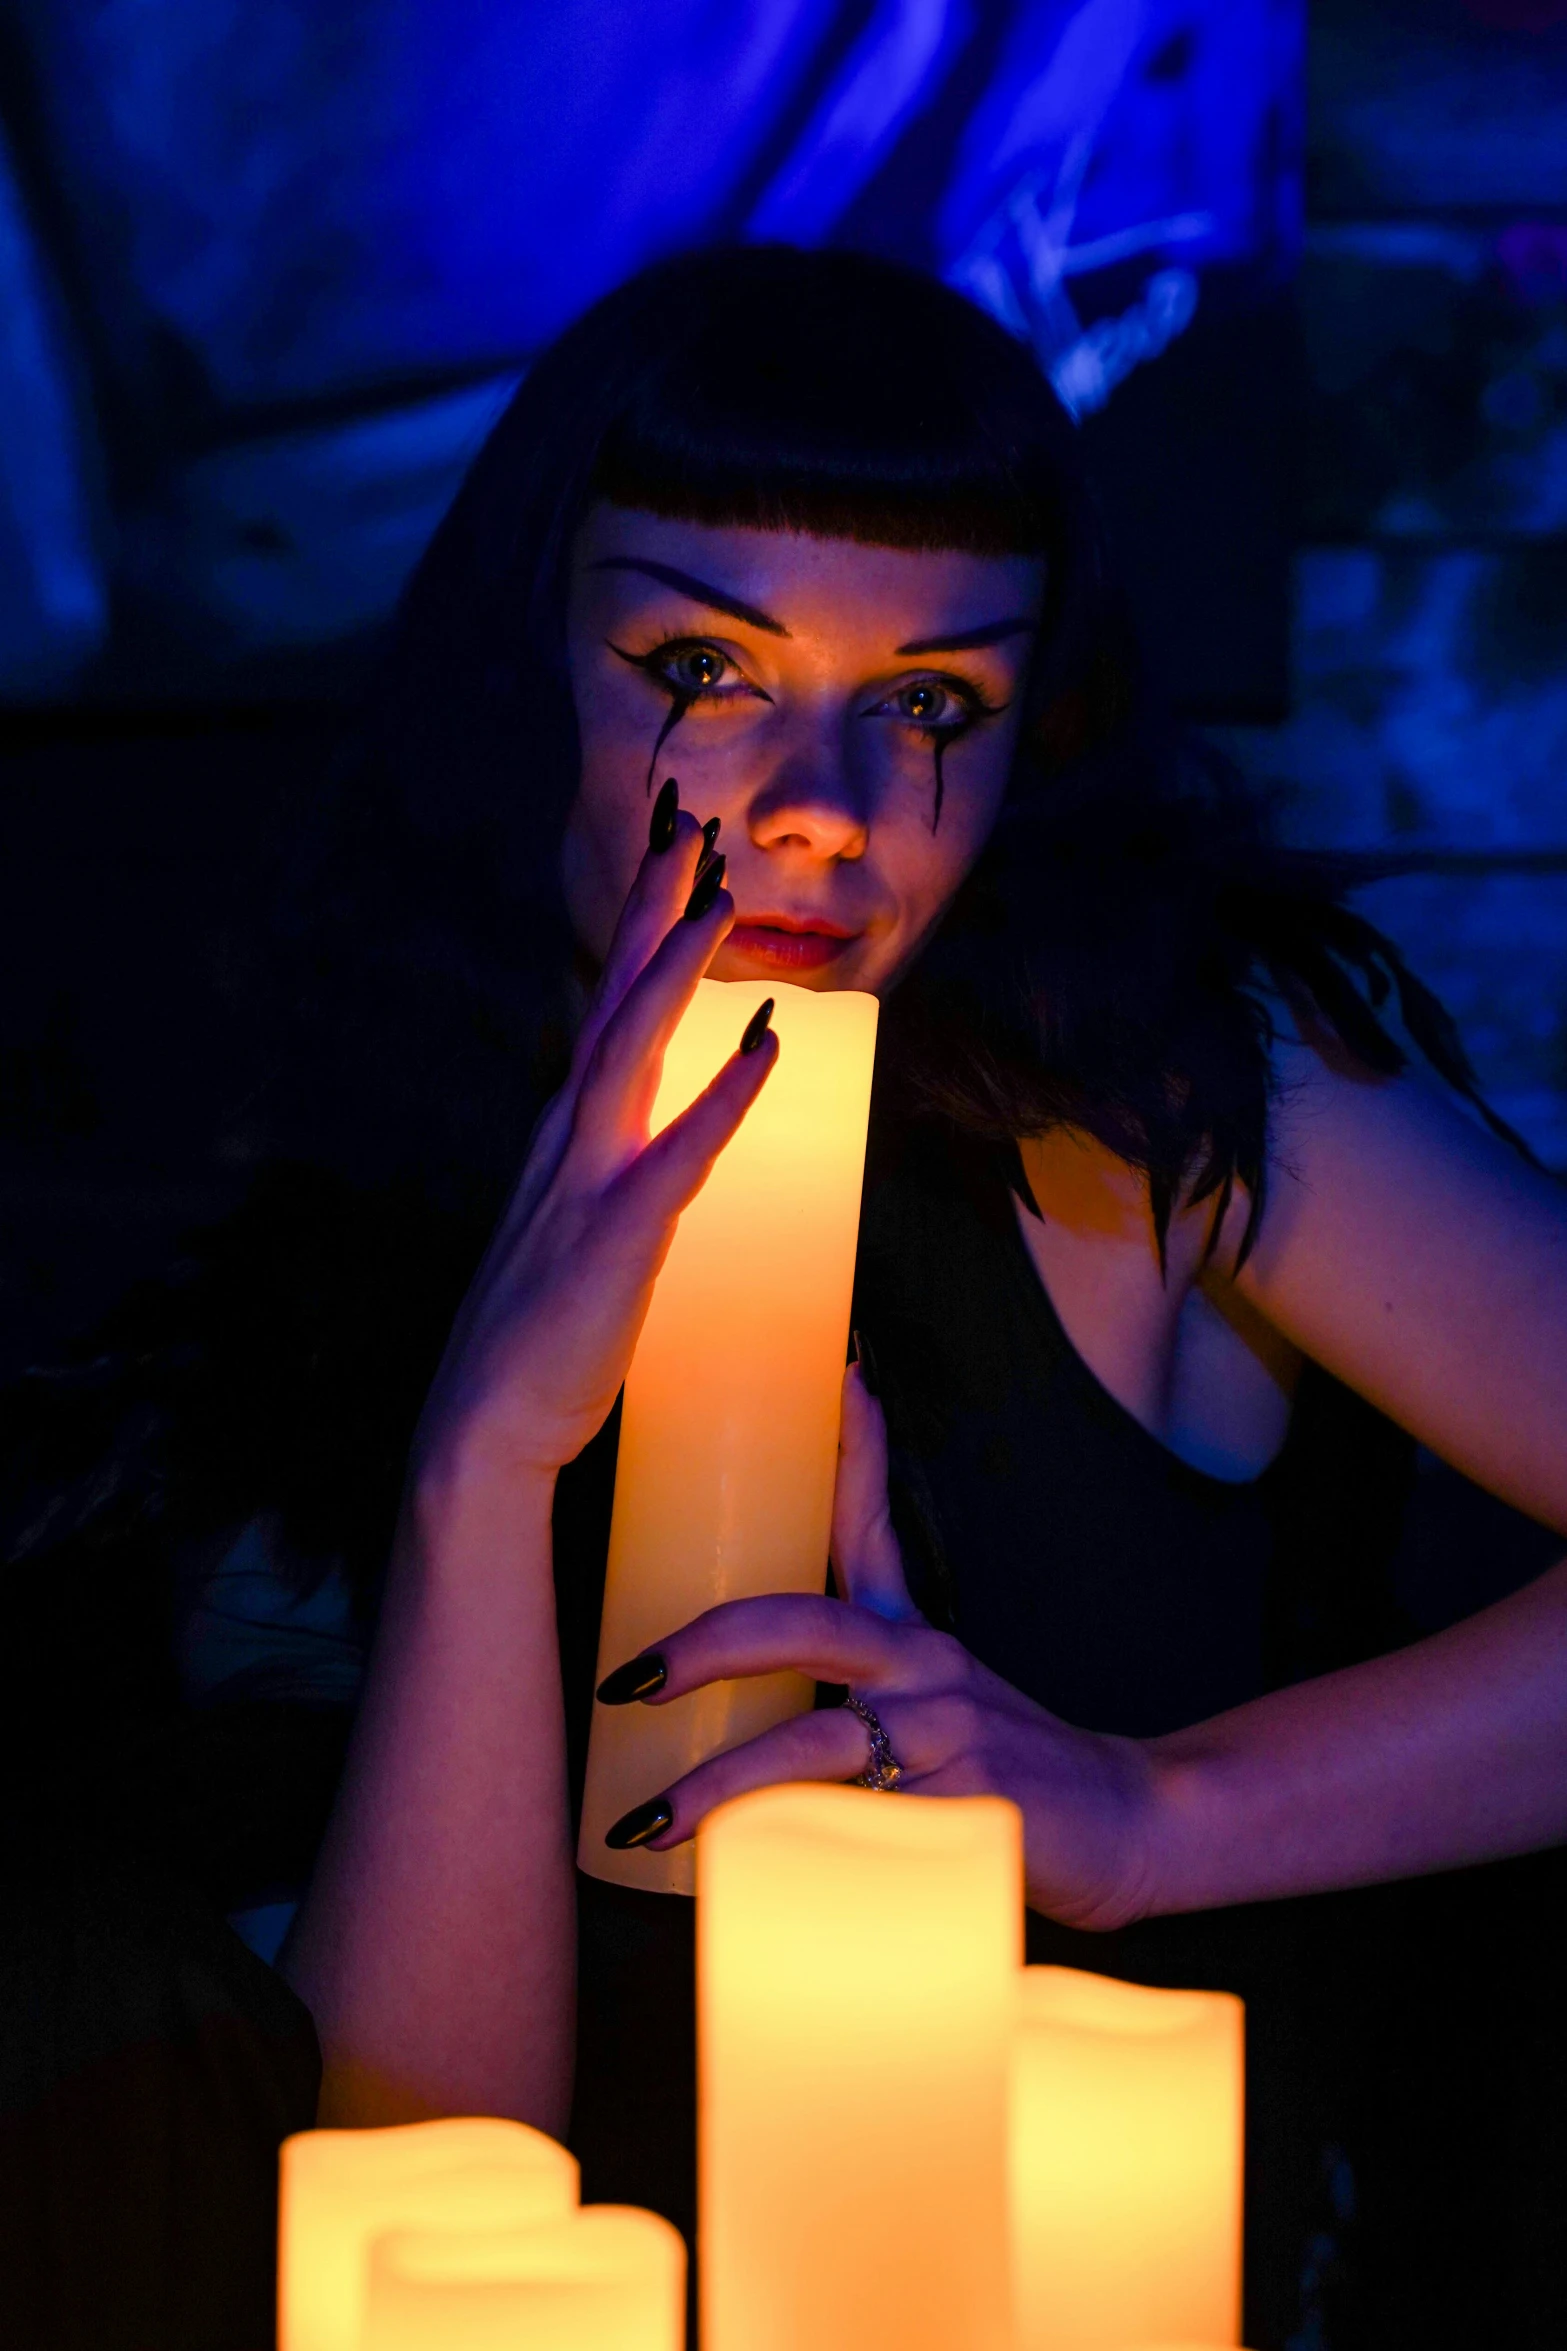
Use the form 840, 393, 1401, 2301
0, 0, 1299, 694
2, 0, 1567, 1369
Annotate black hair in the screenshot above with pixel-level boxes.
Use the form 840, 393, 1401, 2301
279, 243, 1121, 1198
4, 245, 1523, 1627
283, 239, 1518, 1266
887, 737, 1528, 1269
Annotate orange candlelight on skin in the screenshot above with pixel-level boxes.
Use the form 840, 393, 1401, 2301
1009, 1967, 1245, 2351
580, 978, 878, 1896
361, 2208, 685, 2351
278, 2118, 578, 2351
699, 1783, 1021, 2351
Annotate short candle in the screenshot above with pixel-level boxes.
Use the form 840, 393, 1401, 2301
1009, 1967, 1245, 2351
277, 2118, 578, 2351
699, 1782, 1020, 2351
580, 978, 878, 1894
361, 2208, 685, 2351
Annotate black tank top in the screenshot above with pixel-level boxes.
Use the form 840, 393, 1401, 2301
852, 1119, 1415, 1728
557, 1114, 1417, 2343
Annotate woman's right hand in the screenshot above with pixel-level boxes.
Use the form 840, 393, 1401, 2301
412, 793, 776, 1498
293, 799, 758, 2129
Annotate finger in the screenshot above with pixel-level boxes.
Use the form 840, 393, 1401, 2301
618, 1016, 778, 1223
503, 814, 710, 1232
471, 1013, 776, 1409
610, 1707, 875, 1850
831, 1364, 918, 1621
497, 818, 715, 1238
574, 809, 711, 1071
491, 1026, 775, 1373
569, 880, 738, 1167
602, 1591, 934, 1701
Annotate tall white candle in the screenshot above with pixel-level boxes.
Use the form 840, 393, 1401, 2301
699, 1782, 1021, 2351
579, 978, 878, 1894
1009, 1967, 1245, 2350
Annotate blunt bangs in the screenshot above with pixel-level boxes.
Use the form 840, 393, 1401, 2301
590, 246, 1069, 557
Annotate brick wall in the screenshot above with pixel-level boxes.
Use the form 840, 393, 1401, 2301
1221, 0, 1567, 1163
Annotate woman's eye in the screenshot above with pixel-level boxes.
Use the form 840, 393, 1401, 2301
879, 680, 971, 730
661, 644, 734, 693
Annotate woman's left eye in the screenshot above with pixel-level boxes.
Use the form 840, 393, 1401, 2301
875, 680, 974, 731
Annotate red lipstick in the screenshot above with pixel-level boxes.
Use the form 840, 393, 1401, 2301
725, 913, 859, 973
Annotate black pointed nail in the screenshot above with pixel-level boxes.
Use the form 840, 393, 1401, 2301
691, 817, 722, 889
739, 998, 775, 1056
596, 1653, 668, 1705
684, 851, 726, 921
604, 1795, 674, 1851
852, 1326, 882, 1398
648, 777, 678, 853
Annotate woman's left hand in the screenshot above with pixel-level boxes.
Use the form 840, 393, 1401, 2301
599, 1365, 1160, 1932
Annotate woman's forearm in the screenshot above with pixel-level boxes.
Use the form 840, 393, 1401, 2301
281, 1461, 575, 2132
1140, 1555, 1567, 1917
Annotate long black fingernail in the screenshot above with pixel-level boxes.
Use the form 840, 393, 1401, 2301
739, 997, 774, 1056
684, 852, 726, 921
852, 1326, 882, 1397
649, 777, 679, 854
597, 1652, 668, 1705
605, 1795, 674, 1850
691, 818, 722, 891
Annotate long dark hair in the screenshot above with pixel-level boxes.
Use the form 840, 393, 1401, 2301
288, 241, 1515, 1258
4, 244, 1520, 1613
279, 244, 1116, 1194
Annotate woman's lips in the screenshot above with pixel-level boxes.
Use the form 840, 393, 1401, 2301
724, 917, 860, 972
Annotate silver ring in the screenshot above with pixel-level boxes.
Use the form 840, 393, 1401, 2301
843, 1692, 904, 1792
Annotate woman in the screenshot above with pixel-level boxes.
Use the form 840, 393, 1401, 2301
10, 244, 1565, 2345
270, 245, 1567, 2343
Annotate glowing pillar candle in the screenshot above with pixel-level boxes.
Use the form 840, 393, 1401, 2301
580, 977, 879, 1896
1009, 1967, 1245, 2351
699, 1782, 1021, 2351
278, 2118, 578, 2351
362, 2208, 685, 2351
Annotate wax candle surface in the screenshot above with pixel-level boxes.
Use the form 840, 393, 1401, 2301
580, 978, 879, 1894
362, 2209, 685, 2351
278, 2118, 578, 2351
1010, 1966, 1245, 2351
700, 1782, 1021, 2351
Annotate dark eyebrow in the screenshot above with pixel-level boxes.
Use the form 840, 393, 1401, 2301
591, 556, 790, 637
895, 615, 1038, 656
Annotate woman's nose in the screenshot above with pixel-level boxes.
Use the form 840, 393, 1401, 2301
745, 757, 869, 864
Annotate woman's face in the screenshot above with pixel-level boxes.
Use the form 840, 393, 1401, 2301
563, 503, 1044, 994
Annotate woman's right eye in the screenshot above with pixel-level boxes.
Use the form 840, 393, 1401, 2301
606, 633, 770, 709
657, 643, 736, 694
